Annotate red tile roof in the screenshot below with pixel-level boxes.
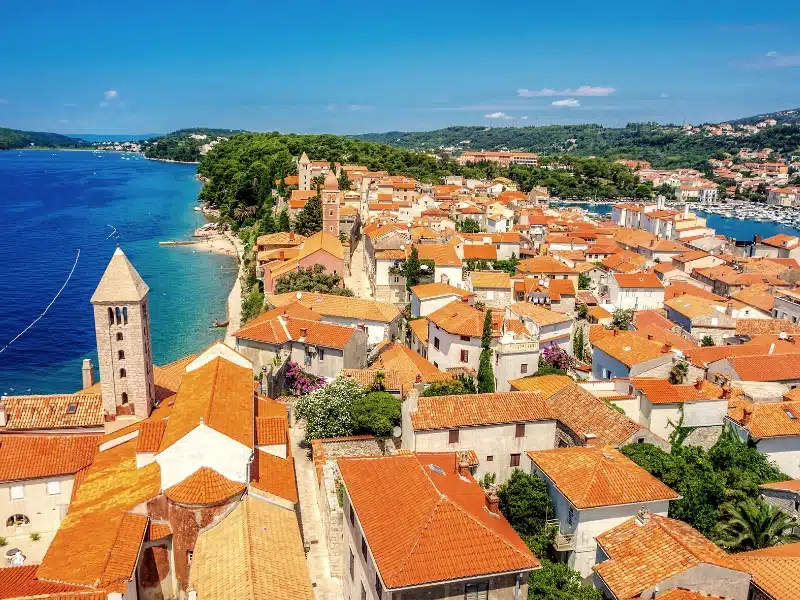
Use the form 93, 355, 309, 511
165, 467, 246, 505
250, 449, 298, 504
411, 391, 555, 431
631, 378, 724, 404
256, 416, 287, 445
338, 452, 538, 588
0, 566, 100, 600
613, 272, 664, 289
727, 353, 800, 382
735, 542, 800, 600
463, 244, 498, 260
136, 419, 167, 452
0, 435, 99, 482
0, 394, 103, 430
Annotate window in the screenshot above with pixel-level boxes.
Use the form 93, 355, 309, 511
10, 485, 24, 500
486, 455, 493, 462
786, 409, 797, 420
118, 350, 125, 360
121, 392, 129, 404
119, 368, 126, 378
460, 335, 471, 341
434, 337, 440, 350
460, 349, 469, 363
433, 361, 438, 368
187, 550, 193, 565
449, 429, 459, 444
349, 549, 354, 579
465, 582, 489, 600
6, 514, 29, 527
568, 507, 575, 526
510, 453, 521, 467
117, 332, 123, 341
319, 348, 325, 362
375, 574, 383, 597
115, 307, 122, 325
349, 505, 354, 526
108, 307, 114, 325
122, 306, 128, 325
361, 584, 366, 600
361, 536, 367, 560
66, 402, 78, 415
520, 363, 528, 374
515, 423, 526, 438
47, 481, 61, 496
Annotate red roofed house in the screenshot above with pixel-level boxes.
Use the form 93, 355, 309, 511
339, 452, 539, 600
754, 233, 800, 260
608, 272, 665, 311
404, 391, 557, 481
528, 446, 679, 577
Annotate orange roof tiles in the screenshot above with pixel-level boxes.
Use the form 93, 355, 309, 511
136, 419, 167, 452
592, 330, 669, 367
409, 317, 429, 344
736, 318, 800, 336
528, 446, 678, 508
339, 452, 538, 588
371, 342, 451, 385
631, 378, 724, 404
613, 272, 664, 289
411, 391, 555, 431
507, 303, 572, 326
256, 416, 287, 445
727, 353, 800, 382
427, 300, 487, 336
463, 244, 498, 260
470, 270, 511, 288
0, 435, 99, 482
412, 243, 462, 267
735, 542, 800, 600
148, 521, 172, 541
284, 318, 356, 350
267, 291, 400, 323
633, 309, 674, 331
411, 282, 472, 301
250, 449, 298, 504
594, 514, 745, 600
0, 394, 102, 430
165, 467, 246, 505
517, 256, 576, 274
729, 399, 800, 438
0, 566, 97, 599
37, 439, 161, 588
508, 374, 573, 397
159, 356, 253, 452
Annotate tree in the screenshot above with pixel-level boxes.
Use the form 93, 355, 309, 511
578, 272, 590, 290
402, 247, 421, 291
541, 344, 576, 372
576, 303, 588, 320
293, 195, 322, 236
295, 376, 364, 441
350, 391, 401, 439
701, 336, 715, 347
241, 285, 264, 323
610, 308, 634, 330
457, 218, 481, 233
422, 380, 470, 397
527, 560, 603, 600
573, 326, 585, 362
278, 208, 291, 232
716, 498, 800, 552
498, 470, 554, 537
274, 264, 354, 296
494, 254, 519, 274
478, 309, 495, 393
338, 170, 352, 191
668, 361, 689, 384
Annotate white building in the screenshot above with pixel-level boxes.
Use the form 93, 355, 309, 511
608, 272, 665, 311
410, 282, 473, 318
505, 303, 573, 355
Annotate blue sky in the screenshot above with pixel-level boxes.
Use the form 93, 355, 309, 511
1, 0, 799, 135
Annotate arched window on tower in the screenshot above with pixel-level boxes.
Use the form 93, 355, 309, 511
115, 307, 122, 325
108, 307, 114, 325
118, 350, 125, 360
119, 368, 126, 378
117, 332, 123, 341
121, 392, 128, 404
122, 307, 128, 325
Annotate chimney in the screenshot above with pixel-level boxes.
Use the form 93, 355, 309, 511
289, 232, 295, 242
661, 342, 672, 354
457, 451, 471, 477
485, 490, 500, 514
356, 322, 366, 332
636, 508, 651, 526
725, 302, 734, 316
769, 343, 775, 355
188, 592, 198, 600
0, 402, 6, 427
647, 333, 654, 340
722, 381, 732, 400
299, 327, 308, 340
81, 358, 94, 389
612, 329, 619, 337
694, 377, 703, 391
742, 405, 754, 426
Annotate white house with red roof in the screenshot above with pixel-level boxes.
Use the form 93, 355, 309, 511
608, 272, 665, 311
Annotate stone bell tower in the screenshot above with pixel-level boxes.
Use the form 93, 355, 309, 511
322, 170, 340, 238
90, 247, 155, 423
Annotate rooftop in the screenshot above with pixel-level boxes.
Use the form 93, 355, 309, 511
411, 391, 555, 431
592, 330, 669, 367
0, 435, 99, 483
267, 291, 400, 323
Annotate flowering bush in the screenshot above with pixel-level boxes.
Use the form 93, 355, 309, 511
295, 376, 365, 441
285, 361, 324, 396
541, 344, 576, 372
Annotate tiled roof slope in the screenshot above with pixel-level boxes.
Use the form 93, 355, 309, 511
0, 394, 103, 430
159, 357, 253, 451
190, 495, 314, 600
338, 452, 538, 588
727, 399, 800, 438
411, 282, 471, 300
508, 374, 574, 398
528, 446, 679, 508
250, 449, 298, 504
735, 543, 800, 600
548, 384, 644, 446
256, 416, 286, 445
592, 330, 668, 367
266, 291, 400, 323
411, 392, 555, 431
36, 439, 161, 589
0, 566, 101, 600
594, 514, 746, 600
728, 353, 800, 382
0, 435, 99, 482
631, 378, 723, 404
165, 467, 246, 506
136, 419, 167, 452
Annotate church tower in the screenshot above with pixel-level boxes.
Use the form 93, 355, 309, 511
91, 247, 155, 423
322, 171, 340, 238
298, 151, 311, 191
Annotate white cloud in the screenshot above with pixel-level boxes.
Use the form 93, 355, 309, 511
736, 51, 800, 69
104, 89, 118, 100
0, 98, 7, 105
485, 111, 513, 120
520, 116, 529, 120
551, 98, 580, 108
766, 50, 778, 57
660, 92, 669, 98
518, 85, 615, 97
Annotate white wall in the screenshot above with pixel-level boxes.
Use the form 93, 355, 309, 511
609, 281, 665, 311
156, 424, 252, 490
644, 399, 728, 440
758, 437, 800, 478
323, 315, 395, 347
435, 265, 464, 289
413, 421, 556, 482
415, 294, 462, 318
1, 475, 74, 540
427, 326, 481, 371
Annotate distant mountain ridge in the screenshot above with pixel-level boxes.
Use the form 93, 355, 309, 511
0, 127, 87, 150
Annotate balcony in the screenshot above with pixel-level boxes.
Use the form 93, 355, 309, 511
546, 519, 575, 552
495, 340, 540, 355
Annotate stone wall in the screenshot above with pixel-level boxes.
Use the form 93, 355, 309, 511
682, 425, 723, 450
312, 435, 397, 577
137, 540, 174, 600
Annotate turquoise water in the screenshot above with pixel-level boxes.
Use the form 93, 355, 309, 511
0, 150, 236, 395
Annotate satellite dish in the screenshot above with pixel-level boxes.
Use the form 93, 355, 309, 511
393, 426, 401, 438
296, 291, 302, 300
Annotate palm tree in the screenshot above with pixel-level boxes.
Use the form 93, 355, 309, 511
716, 498, 800, 552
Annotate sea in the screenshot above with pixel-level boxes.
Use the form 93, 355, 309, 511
558, 203, 800, 241
0, 150, 236, 395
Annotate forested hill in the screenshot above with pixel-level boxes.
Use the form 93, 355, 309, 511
141, 128, 245, 162
353, 119, 800, 169
0, 127, 87, 150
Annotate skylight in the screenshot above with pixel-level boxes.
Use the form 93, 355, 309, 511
427, 464, 446, 476
66, 402, 78, 415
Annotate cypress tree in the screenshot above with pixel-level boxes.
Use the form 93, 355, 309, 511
279, 208, 291, 232
294, 195, 322, 236
402, 247, 421, 291
478, 309, 495, 393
